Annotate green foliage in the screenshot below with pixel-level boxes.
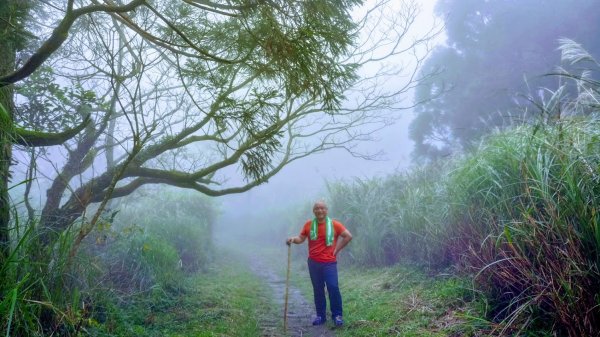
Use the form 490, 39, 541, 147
0, 216, 87, 336
0, 102, 13, 134
330, 117, 600, 334
88, 227, 184, 292
113, 187, 216, 273
79, 187, 218, 295
1, 186, 219, 336
15, 66, 95, 132
336, 267, 487, 336
444, 42, 600, 335
0, 0, 33, 51
163, 0, 362, 111
328, 42, 600, 334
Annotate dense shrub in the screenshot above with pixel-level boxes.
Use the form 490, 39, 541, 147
112, 187, 216, 274
1, 187, 218, 336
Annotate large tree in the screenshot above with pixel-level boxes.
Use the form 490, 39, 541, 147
1, 0, 438, 256
410, 0, 600, 160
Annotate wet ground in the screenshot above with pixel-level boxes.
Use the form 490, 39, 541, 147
247, 254, 336, 337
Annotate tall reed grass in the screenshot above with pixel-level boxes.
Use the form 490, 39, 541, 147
451, 119, 600, 335
327, 164, 451, 267
327, 40, 600, 335
0, 214, 88, 336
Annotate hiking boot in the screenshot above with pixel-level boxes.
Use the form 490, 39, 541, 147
312, 316, 326, 325
334, 315, 344, 327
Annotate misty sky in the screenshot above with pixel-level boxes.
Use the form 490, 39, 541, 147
219, 1, 441, 218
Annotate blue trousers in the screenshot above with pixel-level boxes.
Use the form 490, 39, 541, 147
307, 258, 343, 319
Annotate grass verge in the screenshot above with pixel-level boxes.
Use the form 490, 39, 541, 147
88, 250, 274, 336
219, 242, 491, 336
290, 261, 491, 336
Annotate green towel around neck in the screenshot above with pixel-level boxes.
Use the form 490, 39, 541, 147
311, 216, 334, 246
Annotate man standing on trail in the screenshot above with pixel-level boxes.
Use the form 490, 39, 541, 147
286, 201, 353, 327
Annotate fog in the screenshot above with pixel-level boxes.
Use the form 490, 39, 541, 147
4, 0, 600, 335
5, 1, 440, 250
216, 0, 441, 243
6, 0, 600, 246
216, 112, 414, 238
213, 0, 600, 251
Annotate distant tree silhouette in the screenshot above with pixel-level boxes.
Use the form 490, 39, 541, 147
411, 0, 600, 160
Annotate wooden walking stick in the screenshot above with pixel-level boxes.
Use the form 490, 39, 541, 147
284, 243, 291, 331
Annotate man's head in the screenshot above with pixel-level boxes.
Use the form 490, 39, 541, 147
313, 201, 328, 222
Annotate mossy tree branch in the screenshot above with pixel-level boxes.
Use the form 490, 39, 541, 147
13, 115, 91, 146
26, 0, 438, 250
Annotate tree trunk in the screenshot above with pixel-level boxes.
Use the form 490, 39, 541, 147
0, 88, 12, 263
0, 3, 16, 262
37, 132, 98, 246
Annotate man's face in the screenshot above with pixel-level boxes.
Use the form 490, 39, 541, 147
313, 203, 328, 221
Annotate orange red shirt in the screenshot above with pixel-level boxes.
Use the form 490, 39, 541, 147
300, 219, 347, 263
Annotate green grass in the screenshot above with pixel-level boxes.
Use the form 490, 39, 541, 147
88, 251, 276, 337
242, 241, 491, 336
82, 240, 492, 337
289, 262, 490, 337
338, 266, 489, 336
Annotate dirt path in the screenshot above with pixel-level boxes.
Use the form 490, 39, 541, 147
247, 255, 336, 337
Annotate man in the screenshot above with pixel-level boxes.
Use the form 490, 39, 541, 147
286, 201, 353, 327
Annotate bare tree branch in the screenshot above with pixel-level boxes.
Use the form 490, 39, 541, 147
0, 0, 146, 86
